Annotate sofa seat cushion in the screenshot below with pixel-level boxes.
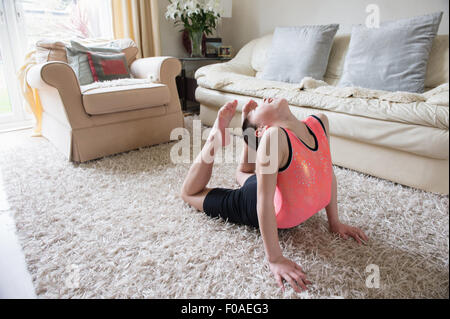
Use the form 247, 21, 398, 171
82, 82, 170, 115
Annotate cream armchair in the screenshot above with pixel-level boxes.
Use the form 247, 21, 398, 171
27, 55, 184, 162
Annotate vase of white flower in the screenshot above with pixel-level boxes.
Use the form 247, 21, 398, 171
166, 0, 222, 57
189, 30, 204, 57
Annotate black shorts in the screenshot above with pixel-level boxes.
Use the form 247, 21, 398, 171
203, 175, 259, 228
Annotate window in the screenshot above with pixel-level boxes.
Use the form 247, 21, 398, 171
0, 52, 11, 116
18, 0, 114, 51
0, 0, 114, 131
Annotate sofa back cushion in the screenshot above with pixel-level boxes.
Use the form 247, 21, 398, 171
250, 32, 449, 89
325, 34, 449, 89
260, 25, 339, 83
35, 40, 68, 63
338, 12, 443, 93
425, 34, 449, 89
251, 34, 273, 78
323, 35, 350, 86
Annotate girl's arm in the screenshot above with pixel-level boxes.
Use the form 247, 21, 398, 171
325, 171, 340, 228
317, 113, 369, 244
317, 113, 341, 228
256, 127, 310, 292
325, 170, 368, 244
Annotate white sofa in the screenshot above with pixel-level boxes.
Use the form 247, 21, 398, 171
194, 33, 449, 194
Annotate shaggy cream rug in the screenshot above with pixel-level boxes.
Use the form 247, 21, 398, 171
0, 116, 448, 299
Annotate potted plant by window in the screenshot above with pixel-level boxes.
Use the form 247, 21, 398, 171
165, 0, 221, 57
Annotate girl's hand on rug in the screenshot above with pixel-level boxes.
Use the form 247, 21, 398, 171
330, 222, 369, 244
268, 256, 311, 293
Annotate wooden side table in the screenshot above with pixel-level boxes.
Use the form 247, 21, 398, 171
176, 57, 231, 115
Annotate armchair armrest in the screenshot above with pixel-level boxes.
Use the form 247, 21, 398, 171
130, 57, 182, 114
26, 61, 88, 128
27, 61, 81, 93
26, 63, 50, 90
130, 56, 181, 84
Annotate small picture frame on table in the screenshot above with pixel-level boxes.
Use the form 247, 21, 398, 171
218, 45, 232, 58
205, 38, 222, 57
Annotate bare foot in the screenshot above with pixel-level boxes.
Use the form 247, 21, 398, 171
241, 99, 258, 123
208, 100, 238, 146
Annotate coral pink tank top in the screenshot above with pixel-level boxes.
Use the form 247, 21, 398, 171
274, 115, 333, 229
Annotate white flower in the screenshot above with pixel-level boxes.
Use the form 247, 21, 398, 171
166, 0, 221, 29
205, 0, 221, 15
165, 7, 176, 19
185, 0, 201, 16
165, 1, 181, 20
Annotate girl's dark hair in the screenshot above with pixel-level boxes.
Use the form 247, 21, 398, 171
242, 118, 261, 150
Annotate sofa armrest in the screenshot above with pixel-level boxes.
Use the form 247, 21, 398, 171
195, 61, 255, 79
195, 39, 257, 79
130, 56, 181, 83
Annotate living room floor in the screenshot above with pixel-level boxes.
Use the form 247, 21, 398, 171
0, 121, 448, 298
0, 130, 36, 298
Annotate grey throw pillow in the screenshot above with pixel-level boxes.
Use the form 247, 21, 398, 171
66, 41, 122, 85
339, 12, 443, 93
261, 25, 339, 83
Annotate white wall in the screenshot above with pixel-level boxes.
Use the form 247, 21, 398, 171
158, 0, 449, 57
159, 0, 185, 57
224, 0, 449, 53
